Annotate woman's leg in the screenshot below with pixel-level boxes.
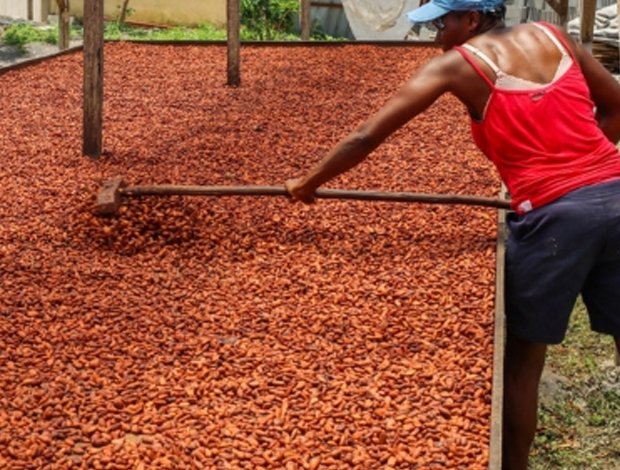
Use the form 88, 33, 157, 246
502, 333, 548, 470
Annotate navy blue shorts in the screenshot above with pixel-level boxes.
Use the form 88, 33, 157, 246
505, 178, 620, 344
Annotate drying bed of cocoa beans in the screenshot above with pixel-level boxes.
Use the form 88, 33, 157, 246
0, 42, 502, 470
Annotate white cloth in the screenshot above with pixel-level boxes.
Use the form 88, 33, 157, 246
341, 0, 420, 39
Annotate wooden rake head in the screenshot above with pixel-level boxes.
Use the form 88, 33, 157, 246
96, 178, 126, 216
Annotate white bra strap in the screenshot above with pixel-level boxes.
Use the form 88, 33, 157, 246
461, 43, 503, 76
532, 23, 569, 57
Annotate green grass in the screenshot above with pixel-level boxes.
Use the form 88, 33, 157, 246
103, 21, 229, 41
0, 19, 343, 51
530, 298, 620, 470
1, 23, 60, 51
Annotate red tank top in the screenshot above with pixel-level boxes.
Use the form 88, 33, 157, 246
455, 24, 620, 214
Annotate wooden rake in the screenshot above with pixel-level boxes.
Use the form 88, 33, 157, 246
95, 177, 511, 216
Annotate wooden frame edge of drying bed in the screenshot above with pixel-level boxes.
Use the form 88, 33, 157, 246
101, 38, 439, 47
489, 184, 508, 470
0, 39, 438, 77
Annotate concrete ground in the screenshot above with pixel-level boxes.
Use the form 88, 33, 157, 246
0, 41, 83, 69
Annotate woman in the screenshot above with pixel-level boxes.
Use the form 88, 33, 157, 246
285, 1, 620, 469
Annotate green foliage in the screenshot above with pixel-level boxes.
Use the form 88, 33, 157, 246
2, 5, 343, 49
241, 0, 299, 40
116, 4, 136, 21
103, 20, 136, 39
2, 13, 343, 56
586, 390, 620, 427
2, 23, 58, 50
103, 22, 228, 41
101, 21, 337, 42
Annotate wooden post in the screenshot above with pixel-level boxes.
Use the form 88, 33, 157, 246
227, 0, 241, 86
579, 0, 596, 53
300, 0, 311, 41
27, 0, 34, 20
83, 0, 104, 159
42, 0, 50, 23
57, 0, 71, 50
544, 0, 569, 27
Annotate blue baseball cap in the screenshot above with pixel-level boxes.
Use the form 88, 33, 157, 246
406, 0, 505, 23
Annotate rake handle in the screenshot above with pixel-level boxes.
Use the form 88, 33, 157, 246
121, 184, 511, 209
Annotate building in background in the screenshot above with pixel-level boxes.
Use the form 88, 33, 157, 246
0, 0, 227, 28
0, 0, 49, 23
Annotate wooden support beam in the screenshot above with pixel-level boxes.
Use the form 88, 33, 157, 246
545, 0, 569, 26
83, 0, 104, 159
56, 0, 71, 50
579, 0, 597, 52
42, 0, 50, 23
227, 0, 241, 86
300, 0, 311, 41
